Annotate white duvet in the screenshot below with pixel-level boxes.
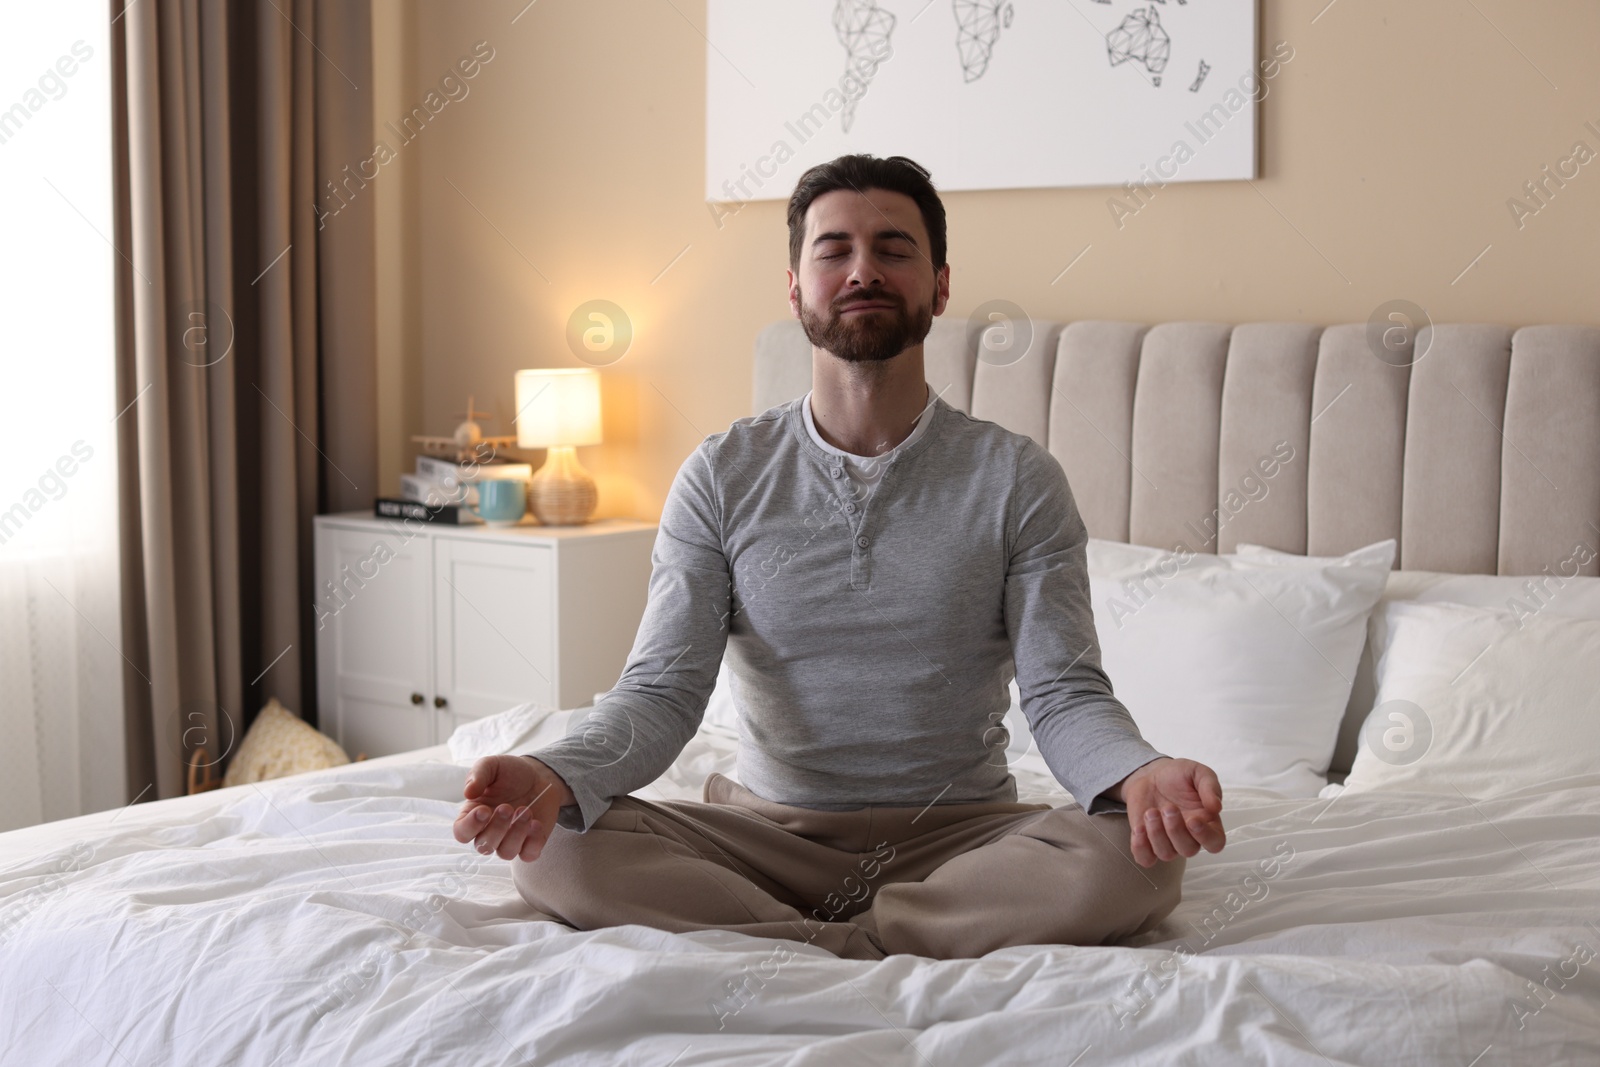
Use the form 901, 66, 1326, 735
2, 708, 1598, 1066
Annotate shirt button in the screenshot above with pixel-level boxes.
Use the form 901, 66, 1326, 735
845, 502, 857, 514
830, 467, 843, 479
856, 535, 870, 548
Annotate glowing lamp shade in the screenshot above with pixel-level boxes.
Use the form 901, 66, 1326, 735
515, 368, 603, 449
514, 368, 603, 524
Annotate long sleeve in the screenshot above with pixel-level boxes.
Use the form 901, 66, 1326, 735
522, 441, 732, 832
1004, 440, 1165, 815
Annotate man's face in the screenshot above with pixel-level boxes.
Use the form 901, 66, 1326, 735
787, 187, 949, 364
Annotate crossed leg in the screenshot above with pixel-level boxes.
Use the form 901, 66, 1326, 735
849, 805, 1185, 959
513, 790, 890, 961
513, 774, 1184, 962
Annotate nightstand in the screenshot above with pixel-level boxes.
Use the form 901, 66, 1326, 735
312, 513, 657, 758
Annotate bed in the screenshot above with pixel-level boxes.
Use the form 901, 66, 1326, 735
4, 318, 1598, 1065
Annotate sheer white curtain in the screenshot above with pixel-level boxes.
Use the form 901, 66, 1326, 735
0, 3, 127, 831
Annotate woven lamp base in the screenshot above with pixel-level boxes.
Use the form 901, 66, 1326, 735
528, 445, 598, 525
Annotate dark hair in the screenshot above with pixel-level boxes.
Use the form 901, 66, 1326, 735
786, 154, 947, 274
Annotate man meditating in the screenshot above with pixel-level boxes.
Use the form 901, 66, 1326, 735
453, 153, 1226, 962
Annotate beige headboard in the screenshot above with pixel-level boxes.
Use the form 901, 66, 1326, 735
755, 318, 1600, 577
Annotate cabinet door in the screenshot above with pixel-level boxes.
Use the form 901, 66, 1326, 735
314, 523, 434, 757
432, 538, 556, 735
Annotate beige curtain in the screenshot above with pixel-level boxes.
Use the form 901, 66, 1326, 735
111, 0, 376, 803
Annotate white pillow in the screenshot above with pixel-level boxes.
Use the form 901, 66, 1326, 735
1235, 543, 1600, 775
1343, 600, 1600, 795
1081, 537, 1396, 796
1235, 543, 1600, 622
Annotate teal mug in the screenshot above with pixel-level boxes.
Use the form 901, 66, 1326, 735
469, 479, 527, 526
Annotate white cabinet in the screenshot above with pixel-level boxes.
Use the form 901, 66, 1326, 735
433, 538, 556, 719
313, 514, 656, 758
316, 522, 436, 758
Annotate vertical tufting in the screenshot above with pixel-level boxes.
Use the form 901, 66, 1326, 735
1498, 326, 1600, 576
751, 318, 1597, 579
1128, 323, 1234, 551
1401, 325, 1514, 573
1306, 325, 1411, 560
1046, 322, 1148, 542
970, 320, 1063, 448
1215, 323, 1321, 553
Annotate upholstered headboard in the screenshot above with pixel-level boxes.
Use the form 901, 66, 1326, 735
755, 319, 1600, 577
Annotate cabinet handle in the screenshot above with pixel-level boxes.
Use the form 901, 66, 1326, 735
434, 696, 448, 709
410, 692, 423, 705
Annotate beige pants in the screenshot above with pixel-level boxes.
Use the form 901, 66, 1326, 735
512, 771, 1183, 962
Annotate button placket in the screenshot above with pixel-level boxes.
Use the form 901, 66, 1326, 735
839, 461, 869, 587
846, 457, 894, 589
797, 393, 940, 593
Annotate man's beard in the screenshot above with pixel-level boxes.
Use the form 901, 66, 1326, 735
797, 287, 935, 364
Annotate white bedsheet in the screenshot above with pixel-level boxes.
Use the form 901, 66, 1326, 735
2, 711, 1598, 1066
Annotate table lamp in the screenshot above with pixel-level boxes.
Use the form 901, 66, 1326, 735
514, 368, 602, 525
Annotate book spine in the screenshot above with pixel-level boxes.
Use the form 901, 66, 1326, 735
471, 464, 533, 481
415, 454, 532, 484
401, 472, 468, 505
415, 455, 464, 484
373, 497, 480, 524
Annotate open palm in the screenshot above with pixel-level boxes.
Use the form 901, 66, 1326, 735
452, 755, 573, 863
1118, 757, 1227, 868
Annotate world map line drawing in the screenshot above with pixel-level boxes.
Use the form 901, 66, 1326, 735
953, 1, 1016, 83
707, 0, 1256, 198
830, 0, 1189, 135
832, 1, 897, 132
1107, 6, 1173, 87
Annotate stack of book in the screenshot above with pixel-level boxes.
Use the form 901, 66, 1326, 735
375, 454, 532, 525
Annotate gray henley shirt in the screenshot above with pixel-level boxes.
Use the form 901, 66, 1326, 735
526, 391, 1166, 833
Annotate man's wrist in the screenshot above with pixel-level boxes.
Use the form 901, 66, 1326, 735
1103, 755, 1171, 803
520, 754, 577, 808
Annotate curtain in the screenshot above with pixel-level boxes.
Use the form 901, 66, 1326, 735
111, 0, 377, 807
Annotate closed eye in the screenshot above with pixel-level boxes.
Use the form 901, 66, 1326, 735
818, 251, 909, 261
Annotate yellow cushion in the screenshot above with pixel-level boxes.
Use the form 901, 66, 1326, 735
221, 698, 351, 787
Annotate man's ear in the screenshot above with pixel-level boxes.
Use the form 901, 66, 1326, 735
786, 269, 801, 318
932, 264, 951, 317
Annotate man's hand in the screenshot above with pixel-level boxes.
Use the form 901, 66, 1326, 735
453, 755, 576, 863
1108, 757, 1226, 868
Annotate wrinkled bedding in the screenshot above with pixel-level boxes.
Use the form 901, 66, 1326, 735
2, 708, 1596, 1066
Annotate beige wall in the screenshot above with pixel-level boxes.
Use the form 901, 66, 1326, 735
373, 0, 1600, 523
